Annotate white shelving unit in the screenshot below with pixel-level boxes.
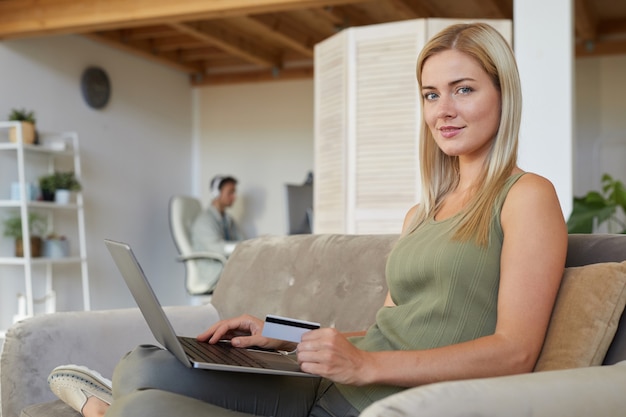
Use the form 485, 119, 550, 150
0, 121, 90, 337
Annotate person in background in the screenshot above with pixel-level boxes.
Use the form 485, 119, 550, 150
189, 175, 244, 294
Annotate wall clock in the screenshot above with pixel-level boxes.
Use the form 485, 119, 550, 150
81, 66, 111, 109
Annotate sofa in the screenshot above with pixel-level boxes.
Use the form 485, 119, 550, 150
2, 233, 626, 417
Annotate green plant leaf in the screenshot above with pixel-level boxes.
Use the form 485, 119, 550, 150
567, 197, 617, 233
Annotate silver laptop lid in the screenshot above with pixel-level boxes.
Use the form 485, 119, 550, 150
104, 239, 192, 368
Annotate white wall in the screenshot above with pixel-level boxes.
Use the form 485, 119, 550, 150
0, 35, 193, 331
574, 54, 626, 196
515, 0, 573, 217
195, 80, 314, 238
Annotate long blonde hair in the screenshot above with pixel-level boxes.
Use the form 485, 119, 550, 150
405, 22, 522, 246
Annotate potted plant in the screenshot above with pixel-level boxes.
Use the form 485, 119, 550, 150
567, 173, 626, 234
2, 212, 46, 257
42, 232, 70, 258
8, 108, 38, 145
38, 171, 82, 203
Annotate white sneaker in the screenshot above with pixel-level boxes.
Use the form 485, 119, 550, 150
48, 365, 113, 415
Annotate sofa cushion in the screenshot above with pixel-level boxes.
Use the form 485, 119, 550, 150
212, 234, 398, 332
535, 261, 626, 371
20, 400, 79, 417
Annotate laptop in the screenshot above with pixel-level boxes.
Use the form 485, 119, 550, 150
104, 239, 315, 377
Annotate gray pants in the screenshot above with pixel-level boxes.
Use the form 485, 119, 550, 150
105, 345, 360, 417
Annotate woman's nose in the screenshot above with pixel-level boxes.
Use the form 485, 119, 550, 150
436, 96, 456, 119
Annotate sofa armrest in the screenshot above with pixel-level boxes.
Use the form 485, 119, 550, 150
361, 361, 626, 417
1, 304, 219, 417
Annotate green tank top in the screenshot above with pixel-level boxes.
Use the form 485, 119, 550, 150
336, 173, 525, 411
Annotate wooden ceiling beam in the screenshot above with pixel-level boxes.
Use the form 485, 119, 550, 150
574, 0, 597, 40
390, 0, 436, 18
576, 38, 626, 57
170, 22, 279, 68
193, 66, 313, 86
0, 0, 370, 39
241, 15, 317, 58
286, 8, 340, 37
119, 26, 179, 41
150, 36, 207, 53
83, 32, 203, 74
470, 0, 511, 18
600, 18, 626, 37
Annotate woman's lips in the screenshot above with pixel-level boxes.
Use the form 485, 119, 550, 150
439, 126, 463, 139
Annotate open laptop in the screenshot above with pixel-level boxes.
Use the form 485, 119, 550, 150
104, 239, 315, 377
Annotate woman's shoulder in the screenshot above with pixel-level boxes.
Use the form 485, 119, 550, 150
503, 171, 561, 215
510, 171, 558, 196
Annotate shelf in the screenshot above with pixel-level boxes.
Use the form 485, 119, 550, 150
0, 142, 75, 156
0, 256, 84, 266
0, 200, 81, 209
0, 124, 90, 322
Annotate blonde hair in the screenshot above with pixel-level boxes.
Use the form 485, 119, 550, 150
405, 22, 522, 246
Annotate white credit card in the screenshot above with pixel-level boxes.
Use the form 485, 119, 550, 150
261, 314, 320, 343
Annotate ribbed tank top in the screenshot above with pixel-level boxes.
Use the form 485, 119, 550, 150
336, 173, 525, 411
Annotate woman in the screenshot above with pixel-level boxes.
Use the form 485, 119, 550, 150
49, 22, 567, 417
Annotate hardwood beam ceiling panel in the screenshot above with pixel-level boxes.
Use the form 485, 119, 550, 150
170, 22, 280, 68
83, 32, 202, 74
390, 0, 435, 19
1, 0, 624, 85
576, 38, 626, 57
285, 9, 341, 38
358, 1, 419, 22
193, 66, 313, 86
601, 18, 626, 37
469, 0, 511, 19
0, 0, 370, 39
237, 15, 317, 58
575, 0, 598, 40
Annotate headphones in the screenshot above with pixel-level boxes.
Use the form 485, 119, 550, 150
210, 176, 224, 199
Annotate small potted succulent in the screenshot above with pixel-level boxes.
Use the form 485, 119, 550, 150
2, 212, 46, 257
8, 108, 38, 145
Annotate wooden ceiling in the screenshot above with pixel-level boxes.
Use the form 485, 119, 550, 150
0, 0, 624, 86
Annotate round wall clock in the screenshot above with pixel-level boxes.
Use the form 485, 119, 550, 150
81, 66, 111, 109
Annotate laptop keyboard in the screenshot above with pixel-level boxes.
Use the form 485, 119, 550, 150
178, 336, 270, 368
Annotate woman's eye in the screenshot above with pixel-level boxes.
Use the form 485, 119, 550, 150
456, 86, 473, 95
424, 92, 438, 101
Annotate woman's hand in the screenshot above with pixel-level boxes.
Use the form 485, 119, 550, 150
296, 328, 373, 385
197, 314, 295, 351
196, 315, 268, 348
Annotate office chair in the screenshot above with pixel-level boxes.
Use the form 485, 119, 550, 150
168, 195, 227, 301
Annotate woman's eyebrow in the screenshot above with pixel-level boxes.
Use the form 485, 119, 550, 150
421, 77, 477, 90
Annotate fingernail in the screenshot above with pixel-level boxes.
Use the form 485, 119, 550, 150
232, 339, 240, 347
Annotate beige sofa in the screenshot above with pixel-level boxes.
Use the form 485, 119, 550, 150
2, 233, 626, 417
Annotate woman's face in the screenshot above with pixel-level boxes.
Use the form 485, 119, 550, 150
420, 49, 501, 162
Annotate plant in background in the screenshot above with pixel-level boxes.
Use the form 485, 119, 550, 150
53, 171, 82, 191
2, 212, 47, 257
7, 108, 38, 144
567, 173, 626, 234
2, 212, 46, 239
8, 108, 36, 124
39, 171, 82, 201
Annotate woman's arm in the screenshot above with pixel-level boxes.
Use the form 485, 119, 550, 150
296, 174, 568, 387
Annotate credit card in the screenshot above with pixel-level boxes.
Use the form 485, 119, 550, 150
261, 314, 320, 343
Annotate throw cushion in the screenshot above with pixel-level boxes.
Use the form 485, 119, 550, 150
535, 260, 626, 371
